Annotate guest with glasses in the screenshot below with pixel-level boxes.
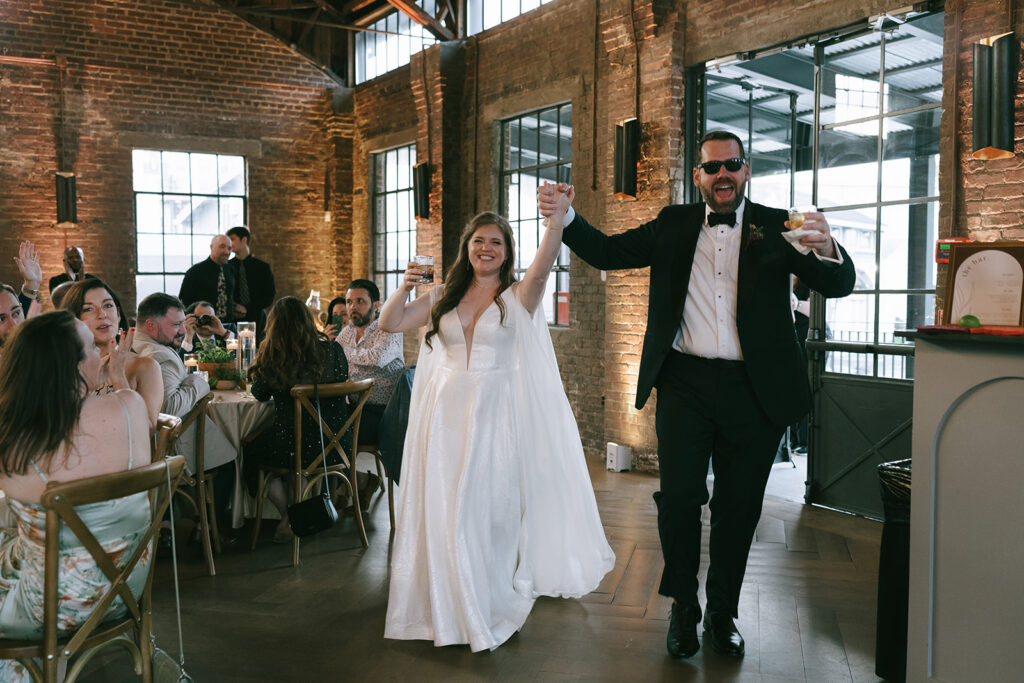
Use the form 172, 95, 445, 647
538, 130, 856, 661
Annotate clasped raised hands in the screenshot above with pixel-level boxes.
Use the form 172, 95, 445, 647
536, 182, 574, 229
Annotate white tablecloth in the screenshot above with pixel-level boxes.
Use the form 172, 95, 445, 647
207, 390, 275, 528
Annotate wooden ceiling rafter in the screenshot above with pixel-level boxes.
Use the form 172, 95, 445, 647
212, 1, 465, 86
385, 0, 455, 40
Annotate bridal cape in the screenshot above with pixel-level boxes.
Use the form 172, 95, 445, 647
384, 286, 614, 651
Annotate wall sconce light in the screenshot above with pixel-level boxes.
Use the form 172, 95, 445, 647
55, 171, 77, 225
972, 32, 1016, 160
613, 118, 640, 200
413, 162, 431, 220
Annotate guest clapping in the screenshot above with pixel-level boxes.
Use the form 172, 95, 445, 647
61, 278, 163, 430
0, 312, 152, 662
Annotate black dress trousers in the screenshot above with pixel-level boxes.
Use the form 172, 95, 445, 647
654, 351, 785, 617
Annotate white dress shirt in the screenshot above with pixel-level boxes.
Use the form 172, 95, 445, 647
562, 203, 845, 363
673, 201, 746, 360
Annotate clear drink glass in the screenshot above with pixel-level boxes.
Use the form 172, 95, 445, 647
788, 205, 816, 231
412, 255, 434, 283
237, 321, 256, 377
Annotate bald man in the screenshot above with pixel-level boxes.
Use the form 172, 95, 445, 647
178, 234, 236, 321
48, 246, 95, 293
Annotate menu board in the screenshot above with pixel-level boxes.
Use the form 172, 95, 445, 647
945, 242, 1024, 326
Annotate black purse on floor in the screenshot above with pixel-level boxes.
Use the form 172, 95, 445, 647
287, 383, 338, 537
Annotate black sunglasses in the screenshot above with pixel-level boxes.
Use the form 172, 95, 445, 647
698, 158, 745, 174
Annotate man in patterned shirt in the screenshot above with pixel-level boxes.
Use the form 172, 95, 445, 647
334, 279, 405, 444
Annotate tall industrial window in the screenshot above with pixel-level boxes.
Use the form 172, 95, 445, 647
372, 144, 417, 298
701, 10, 943, 380
354, 2, 438, 84
468, 0, 558, 35
499, 103, 572, 325
132, 150, 246, 308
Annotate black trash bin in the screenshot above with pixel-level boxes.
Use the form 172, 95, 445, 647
875, 458, 911, 683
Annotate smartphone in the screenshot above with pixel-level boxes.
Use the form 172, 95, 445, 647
330, 315, 346, 327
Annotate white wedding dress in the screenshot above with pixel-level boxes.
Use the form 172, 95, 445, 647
384, 286, 615, 652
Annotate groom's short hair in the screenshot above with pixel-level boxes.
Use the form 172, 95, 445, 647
696, 130, 746, 162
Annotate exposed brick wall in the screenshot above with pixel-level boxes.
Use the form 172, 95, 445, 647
0, 0, 337, 314
4, 0, 1021, 470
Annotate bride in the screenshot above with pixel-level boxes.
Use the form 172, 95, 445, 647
380, 184, 614, 652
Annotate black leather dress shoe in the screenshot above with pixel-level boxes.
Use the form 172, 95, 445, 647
703, 610, 745, 657
666, 603, 700, 658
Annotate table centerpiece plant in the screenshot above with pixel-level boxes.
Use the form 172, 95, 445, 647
195, 339, 245, 389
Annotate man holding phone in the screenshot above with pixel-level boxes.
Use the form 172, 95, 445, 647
180, 300, 236, 354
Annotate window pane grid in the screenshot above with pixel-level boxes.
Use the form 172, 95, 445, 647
500, 103, 572, 325
372, 143, 417, 300
705, 10, 941, 379
132, 149, 246, 308
353, 3, 439, 85
468, 0, 557, 35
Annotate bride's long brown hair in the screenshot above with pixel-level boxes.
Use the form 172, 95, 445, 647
424, 212, 517, 350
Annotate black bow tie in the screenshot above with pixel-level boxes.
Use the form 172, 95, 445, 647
707, 211, 737, 227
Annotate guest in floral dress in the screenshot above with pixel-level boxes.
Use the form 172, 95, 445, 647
0, 311, 152, 681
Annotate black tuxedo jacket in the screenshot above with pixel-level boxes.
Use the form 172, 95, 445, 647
228, 255, 275, 329
562, 202, 856, 427
179, 258, 235, 321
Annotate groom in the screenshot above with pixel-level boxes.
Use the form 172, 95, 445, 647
538, 130, 856, 659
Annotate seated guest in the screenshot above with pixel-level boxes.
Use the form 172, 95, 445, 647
334, 279, 405, 445
61, 278, 163, 430
48, 245, 95, 293
131, 293, 235, 475
50, 280, 75, 310
0, 311, 151, 680
0, 283, 25, 349
322, 295, 348, 339
181, 300, 236, 353
247, 296, 351, 542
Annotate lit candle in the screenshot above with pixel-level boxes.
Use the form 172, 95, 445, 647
226, 339, 239, 351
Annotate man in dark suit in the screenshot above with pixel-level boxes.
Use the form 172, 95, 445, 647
538, 131, 856, 659
226, 226, 275, 340
48, 246, 95, 293
179, 234, 234, 322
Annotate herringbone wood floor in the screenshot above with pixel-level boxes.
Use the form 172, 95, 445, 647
84, 460, 885, 682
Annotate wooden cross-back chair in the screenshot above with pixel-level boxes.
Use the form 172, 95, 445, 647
250, 378, 374, 566
0, 455, 187, 683
166, 393, 220, 576
153, 414, 181, 462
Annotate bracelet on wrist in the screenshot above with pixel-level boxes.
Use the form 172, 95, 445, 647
21, 284, 39, 296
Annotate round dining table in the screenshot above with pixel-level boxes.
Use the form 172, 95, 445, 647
206, 390, 275, 528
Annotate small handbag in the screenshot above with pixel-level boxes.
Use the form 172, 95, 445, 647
287, 383, 338, 537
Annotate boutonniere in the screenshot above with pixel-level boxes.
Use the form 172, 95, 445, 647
747, 224, 764, 246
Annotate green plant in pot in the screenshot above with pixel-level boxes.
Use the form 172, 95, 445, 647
196, 339, 235, 376
209, 365, 246, 391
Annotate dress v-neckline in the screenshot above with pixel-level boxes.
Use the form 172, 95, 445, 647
455, 298, 498, 370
